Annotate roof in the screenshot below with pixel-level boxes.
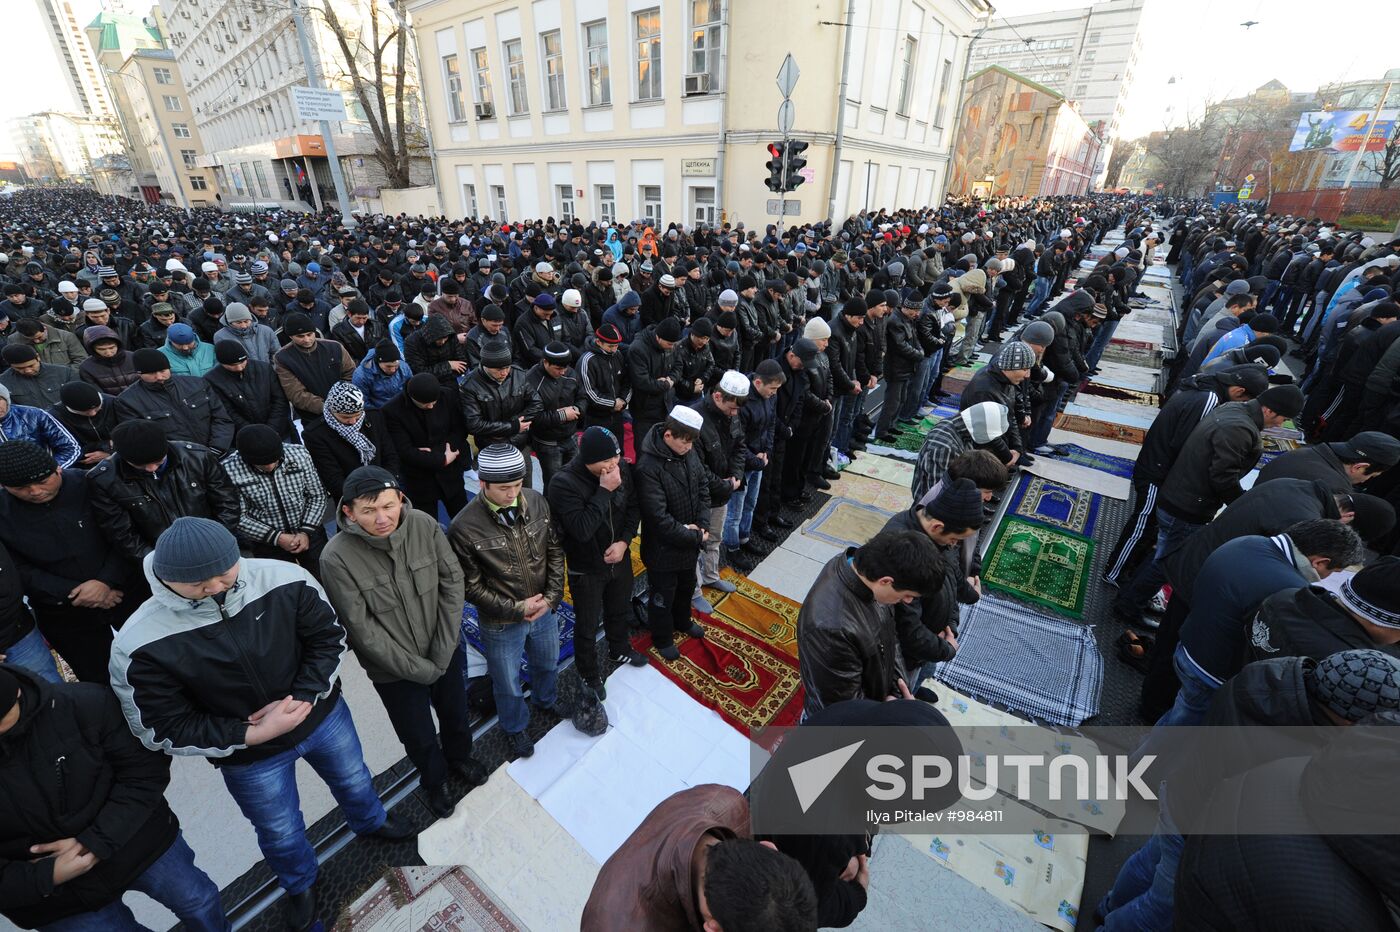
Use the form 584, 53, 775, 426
84, 11, 163, 54
965, 64, 1066, 101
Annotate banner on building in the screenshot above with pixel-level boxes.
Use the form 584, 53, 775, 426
1289, 109, 1399, 153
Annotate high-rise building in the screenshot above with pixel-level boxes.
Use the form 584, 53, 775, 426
34, 0, 116, 118
8, 111, 127, 185
407, 0, 992, 226
968, 0, 1146, 187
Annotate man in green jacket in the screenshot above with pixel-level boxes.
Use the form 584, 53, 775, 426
320, 465, 487, 819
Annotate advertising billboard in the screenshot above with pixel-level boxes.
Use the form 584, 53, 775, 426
1289, 109, 1399, 152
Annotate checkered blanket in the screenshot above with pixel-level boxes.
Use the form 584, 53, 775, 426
934, 595, 1102, 727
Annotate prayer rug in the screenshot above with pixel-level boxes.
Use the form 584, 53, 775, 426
1024, 456, 1130, 500
335, 865, 524, 932
982, 519, 1094, 618
1101, 341, 1162, 369
1054, 411, 1147, 446
1048, 442, 1136, 480
828, 471, 914, 514
1007, 474, 1101, 537
709, 568, 799, 657
801, 497, 895, 549
1067, 395, 1159, 427
933, 593, 1102, 726
1080, 383, 1158, 407
846, 453, 915, 487
632, 614, 804, 736
462, 600, 576, 678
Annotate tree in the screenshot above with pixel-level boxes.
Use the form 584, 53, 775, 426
1365, 126, 1400, 190
1103, 144, 1132, 189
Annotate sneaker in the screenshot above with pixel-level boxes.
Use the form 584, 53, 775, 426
452, 757, 490, 787
1148, 590, 1169, 614
704, 577, 737, 594
611, 646, 649, 667
369, 813, 417, 841
508, 731, 535, 759
657, 643, 681, 661
424, 784, 455, 820
1034, 444, 1056, 455
692, 594, 715, 614
684, 620, 707, 639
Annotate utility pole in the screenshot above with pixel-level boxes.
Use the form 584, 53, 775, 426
289, 0, 357, 227
826, 0, 856, 223
1342, 78, 1394, 191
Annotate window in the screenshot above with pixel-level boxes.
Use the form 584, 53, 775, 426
162, 94, 182, 111
933, 59, 953, 126
596, 184, 615, 223
1089, 31, 1101, 44
252, 161, 271, 198
634, 9, 662, 100
1083, 50, 1096, 61
189, 175, 208, 190
584, 21, 610, 106
442, 54, 466, 121
504, 39, 528, 114
897, 35, 917, 115
1074, 84, 1088, 97
463, 183, 478, 216
180, 149, 197, 168
689, 0, 721, 88
538, 31, 566, 111
492, 184, 507, 221
471, 47, 494, 110
557, 184, 575, 220
640, 184, 661, 223
153, 67, 173, 85
691, 186, 715, 226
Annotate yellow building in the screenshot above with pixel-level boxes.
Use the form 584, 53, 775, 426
407, 0, 992, 227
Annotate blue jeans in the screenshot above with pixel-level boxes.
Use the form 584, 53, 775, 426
1084, 319, 1119, 370
723, 469, 764, 547
478, 610, 560, 735
1027, 380, 1068, 450
3, 624, 62, 683
219, 697, 386, 895
833, 392, 860, 452
1156, 644, 1219, 728
38, 833, 226, 932
1024, 275, 1053, 316
1099, 802, 1183, 931
901, 351, 944, 420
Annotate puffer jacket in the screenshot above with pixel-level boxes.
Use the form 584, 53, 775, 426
320, 503, 465, 684
351, 348, 413, 409
1159, 399, 1265, 523
1247, 585, 1400, 665
403, 315, 467, 388
633, 423, 710, 571
447, 488, 564, 626
0, 668, 179, 929
86, 441, 241, 562
691, 395, 746, 507
202, 358, 292, 439
625, 326, 677, 424
112, 375, 234, 453
213, 319, 279, 367
797, 550, 905, 717
546, 453, 641, 575
0, 404, 81, 468
76, 328, 138, 394
950, 268, 987, 329
158, 336, 216, 377
458, 365, 542, 448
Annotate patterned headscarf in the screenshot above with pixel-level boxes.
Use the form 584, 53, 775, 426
322, 381, 376, 465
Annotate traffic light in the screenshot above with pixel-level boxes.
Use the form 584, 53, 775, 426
765, 141, 786, 192
784, 140, 809, 191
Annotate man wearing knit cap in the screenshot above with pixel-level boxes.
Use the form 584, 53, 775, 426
959, 341, 1034, 460
1249, 555, 1400, 664
159, 321, 216, 377
449, 443, 567, 759
708, 309, 741, 371
0, 381, 80, 469
547, 425, 647, 701
634, 405, 711, 661
205, 337, 293, 439
459, 338, 542, 468
112, 517, 414, 930
0, 343, 75, 409
671, 316, 717, 404
0, 440, 135, 683
321, 465, 486, 821
689, 370, 749, 613
577, 322, 630, 438
875, 291, 925, 441
626, 315, 682, 446
273, 313, 355, 424
381, 372, 471, 519
827, 297, 867, 461
521, 341, 583, 489
912, 401, 1011, 503
1115, 383, 1305, 627
222, 424, 331, 573
214, 300, 279, 366
114, 347, 234, 452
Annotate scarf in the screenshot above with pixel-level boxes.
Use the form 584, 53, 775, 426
323, 407, 377, 465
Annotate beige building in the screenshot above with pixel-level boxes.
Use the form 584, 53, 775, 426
8, 110, 127, 186
407, 0, 992, 228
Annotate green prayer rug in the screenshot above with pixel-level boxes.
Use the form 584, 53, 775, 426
982, 518, 1094, 619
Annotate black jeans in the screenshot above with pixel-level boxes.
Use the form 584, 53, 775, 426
756, 436, 787, 524
646, 563, 697, 649
401, 475, 469, 524
249, 528, 329, 580
32, 601, 125, 684
876, 380, 909, 436
532, 435, 579, 492
371, 645, 474, 791
569, 561, 635, 682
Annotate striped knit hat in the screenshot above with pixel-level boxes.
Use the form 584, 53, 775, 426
97, 265, 117, 278
477, 443, 527, 483
958, 402, 1009, 444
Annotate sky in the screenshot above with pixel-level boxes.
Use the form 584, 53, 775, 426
0, 0, 1396, 159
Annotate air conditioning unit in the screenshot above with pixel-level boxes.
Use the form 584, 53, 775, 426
237, 19, 250, 29
214, 44, 224, 52
194, 57, 204, 65
238, 78, 248, 87
474, 101, 494, 119
179, 8, 190, 18
684, 73, 710, 96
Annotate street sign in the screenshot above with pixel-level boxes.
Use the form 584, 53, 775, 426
292, 85, 348, 122
776, 54, 800, 99
766, 199, 801, 216
777, 99, 795, 135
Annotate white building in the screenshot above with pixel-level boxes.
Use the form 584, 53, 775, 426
406, 0, 992, 228
158, 0, 432, 211
968, 0, 1146, 186
34, 0, 116, 118
8, 111, 127, 186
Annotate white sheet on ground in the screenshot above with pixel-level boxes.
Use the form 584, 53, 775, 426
1048, 428, 1143, 461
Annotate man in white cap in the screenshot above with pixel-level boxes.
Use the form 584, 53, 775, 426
690, 370, 749, 613
634, 405, 711, 661
911, 401, 1011, 503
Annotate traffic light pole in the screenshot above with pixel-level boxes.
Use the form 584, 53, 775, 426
777, 131, 789, 236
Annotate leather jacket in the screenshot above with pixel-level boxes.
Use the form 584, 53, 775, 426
797, 551, 905, 717
447, 488, 564, 626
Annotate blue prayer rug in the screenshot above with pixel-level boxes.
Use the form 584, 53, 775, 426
1052, 443, 1136, 481
1007, 474, 1101, 537
461, 600, 577, 683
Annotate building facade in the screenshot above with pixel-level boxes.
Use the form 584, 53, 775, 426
7, 111, 127, 186
120, 47, 221, 207
968, 0, 1145, 187
86, 9, 170, 203
948, 66, 1102, 198
34, 0, 115, 118
158, 0, 433, 213
407, 0, 991, 228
